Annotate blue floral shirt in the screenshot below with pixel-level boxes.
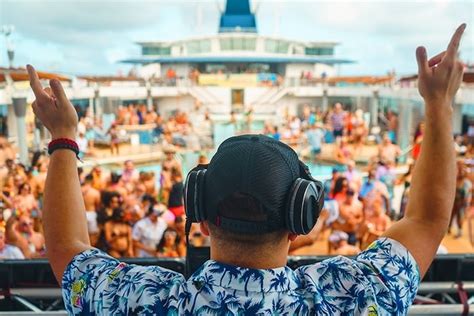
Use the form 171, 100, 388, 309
62, 238, 420, 315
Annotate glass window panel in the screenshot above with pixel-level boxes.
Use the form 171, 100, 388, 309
305, 47, 334, 56
220, 38, 255, 51
142, 46, 170, 56
187, 40, 211, 54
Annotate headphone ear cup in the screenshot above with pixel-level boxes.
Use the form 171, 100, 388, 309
286, 179, 321, 235
286, 178, 304, 234
184, 169, 207, 222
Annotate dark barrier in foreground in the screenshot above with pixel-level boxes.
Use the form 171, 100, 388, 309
0, 257, 185, 291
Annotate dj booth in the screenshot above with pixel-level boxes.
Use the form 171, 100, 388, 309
1, 254, 473, 315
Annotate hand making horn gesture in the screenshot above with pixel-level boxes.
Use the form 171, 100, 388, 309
416, 23, 466, 112
26, 65, 78, 140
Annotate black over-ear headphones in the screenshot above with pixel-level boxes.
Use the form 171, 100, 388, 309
184, 162, 324, 235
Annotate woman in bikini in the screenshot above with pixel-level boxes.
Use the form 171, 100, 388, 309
104, 207, 133, 258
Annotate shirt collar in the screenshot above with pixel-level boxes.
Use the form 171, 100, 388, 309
190, 260, 301, 293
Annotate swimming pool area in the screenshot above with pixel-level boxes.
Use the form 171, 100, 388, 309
107, 121, 337, 188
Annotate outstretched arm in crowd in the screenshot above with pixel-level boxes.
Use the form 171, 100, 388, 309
27, 65, 91, 282
383, 24, 466, 277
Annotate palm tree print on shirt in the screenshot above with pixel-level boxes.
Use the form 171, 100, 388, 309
62, 238, 420, 315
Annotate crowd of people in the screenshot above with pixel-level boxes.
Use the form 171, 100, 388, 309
282, 103, 473, 255
0, 141, 211, 259
74, 101, 213, 156
1, 101, 473, 260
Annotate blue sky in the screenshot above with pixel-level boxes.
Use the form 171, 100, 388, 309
0, 0, 472, 76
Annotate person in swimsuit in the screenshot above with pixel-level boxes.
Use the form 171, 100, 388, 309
81, 175, 101, 246
107, 123, 120, 155
449, 161, 472, 238
104, 207, 133, 258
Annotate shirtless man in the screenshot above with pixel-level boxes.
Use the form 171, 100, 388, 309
378, 133, 401, 164
333, 189, 363, 245
91, 166, 106, 190
362, 198, 391, 248
6, 214, 45, 258
162, 146, 181, 172
82, 174, 101, 246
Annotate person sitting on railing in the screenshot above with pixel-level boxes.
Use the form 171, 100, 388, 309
26, 24, 467, 315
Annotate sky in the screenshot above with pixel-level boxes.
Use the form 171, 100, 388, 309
0, 0, 472, 76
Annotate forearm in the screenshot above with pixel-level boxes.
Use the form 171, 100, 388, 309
405, 106, 456, 229
384, 104, 457, 275
43, 150, 91, 280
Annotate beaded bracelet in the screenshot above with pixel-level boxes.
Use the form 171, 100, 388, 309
48, 138, 81, 160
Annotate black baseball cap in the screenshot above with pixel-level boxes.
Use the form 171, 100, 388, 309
204, 134, 303, 234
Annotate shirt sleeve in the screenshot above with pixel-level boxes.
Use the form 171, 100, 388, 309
298, 237, 419, 315
354, 237, 420, 315
61, 248, 184, 315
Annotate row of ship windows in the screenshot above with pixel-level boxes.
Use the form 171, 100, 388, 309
142, 39, 334, 56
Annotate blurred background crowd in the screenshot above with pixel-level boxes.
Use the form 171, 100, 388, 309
1, 101, 474, 260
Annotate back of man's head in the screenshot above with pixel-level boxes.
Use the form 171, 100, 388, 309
206, 192, 288, 251
199, 135, 315, 256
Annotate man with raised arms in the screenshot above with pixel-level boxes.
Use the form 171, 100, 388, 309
28, 24, 466, 315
